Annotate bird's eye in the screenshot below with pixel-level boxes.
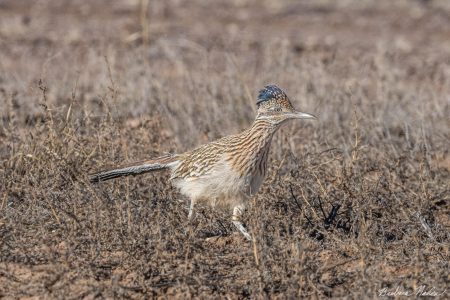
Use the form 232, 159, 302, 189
274, 107, 282, 112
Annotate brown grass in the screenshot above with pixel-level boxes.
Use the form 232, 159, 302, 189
1, 0, 449, 298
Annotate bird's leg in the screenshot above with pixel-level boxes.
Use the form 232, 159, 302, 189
183, 199, 196, 238
188, 199, 195, 220
232, 205, 252, 241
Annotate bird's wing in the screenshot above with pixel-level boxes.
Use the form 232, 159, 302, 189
170, 142, 226, 179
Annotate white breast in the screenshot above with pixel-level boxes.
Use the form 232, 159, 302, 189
172, 157, 255, 209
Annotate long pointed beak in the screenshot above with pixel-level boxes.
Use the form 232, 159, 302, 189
292, 111, 317, 120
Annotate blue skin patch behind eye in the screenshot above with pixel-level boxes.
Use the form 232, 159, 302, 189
257, 85, 285, 105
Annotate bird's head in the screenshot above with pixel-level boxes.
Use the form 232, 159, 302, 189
256, 85, 316, 124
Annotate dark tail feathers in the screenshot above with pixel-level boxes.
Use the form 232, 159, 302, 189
89, 154, 178, 183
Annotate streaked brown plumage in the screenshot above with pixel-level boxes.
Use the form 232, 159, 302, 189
90, 85, 316, 240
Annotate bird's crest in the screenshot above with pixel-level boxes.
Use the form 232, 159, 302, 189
257, 85, 288, 106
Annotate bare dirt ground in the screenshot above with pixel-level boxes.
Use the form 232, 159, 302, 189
0, 0, 449, 298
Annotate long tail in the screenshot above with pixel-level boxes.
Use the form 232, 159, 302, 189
89, 154, 179, 183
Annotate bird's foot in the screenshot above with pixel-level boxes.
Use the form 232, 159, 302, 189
232, 220, 252, 241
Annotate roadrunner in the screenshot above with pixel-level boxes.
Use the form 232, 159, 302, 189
90, 85, 316, 240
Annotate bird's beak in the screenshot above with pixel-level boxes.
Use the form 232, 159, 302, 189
291, 111, 317, 120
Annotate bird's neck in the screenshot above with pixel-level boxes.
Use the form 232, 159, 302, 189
243, 118, 279, 157
251, 115, 290, 138
225, 118, 282, 180
248, 118, 278, 138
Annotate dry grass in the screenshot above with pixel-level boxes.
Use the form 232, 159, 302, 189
1, 0, 449, 298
